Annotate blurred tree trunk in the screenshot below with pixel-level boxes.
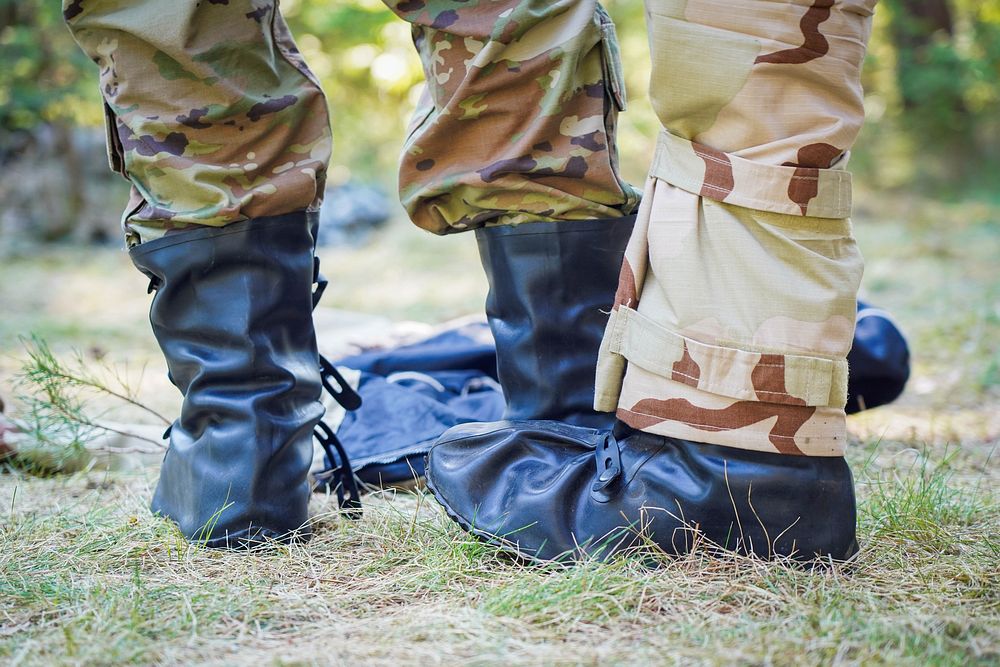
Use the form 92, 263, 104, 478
44, 123, 85, 242
883, 0, 976, 179
0, 1, 84, 241
0, 3, 17, 31
891, 0, 954, 42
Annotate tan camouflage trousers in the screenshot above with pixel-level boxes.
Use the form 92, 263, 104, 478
594, 0, 877, 456
64, 0, 639, 242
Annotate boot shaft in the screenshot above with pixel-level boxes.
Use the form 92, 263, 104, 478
475, 216, 636, 427
130, 213, 324, 547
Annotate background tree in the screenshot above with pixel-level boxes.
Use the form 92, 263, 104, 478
869, 0, 1000, 189
0, 0, 108, 241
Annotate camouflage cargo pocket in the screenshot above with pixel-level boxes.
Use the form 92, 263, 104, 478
101, 101, 127, 177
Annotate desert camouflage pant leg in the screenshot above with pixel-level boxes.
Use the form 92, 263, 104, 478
385, 1, 641, 233
63, 0, 331, 244
595, 0, 877, 457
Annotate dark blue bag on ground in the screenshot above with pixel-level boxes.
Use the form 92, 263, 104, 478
323, 303, 910, 488
329, 323, 504, 486
846, 301, 911, 414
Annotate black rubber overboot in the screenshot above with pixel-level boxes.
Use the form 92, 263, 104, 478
131, 213, 325, 548
476, 216, 635, 428
426, 421, 858, 563
429, 217, 858, 564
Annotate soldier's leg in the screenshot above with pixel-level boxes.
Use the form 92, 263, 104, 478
598, 0, 875, 456
64, 0, 330, 244
65, 1, 346, 546
385, 0, 640, 232
425, 0, 878, 562
385, 1, 641, 425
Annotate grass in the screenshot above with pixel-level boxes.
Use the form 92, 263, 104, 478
1, 189, 998, 665
1, 456, 996, 665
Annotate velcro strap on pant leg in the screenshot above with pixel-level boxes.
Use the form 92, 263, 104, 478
650, 130, 853, 220
594, 307, 628, 412
610, 307, 847, 408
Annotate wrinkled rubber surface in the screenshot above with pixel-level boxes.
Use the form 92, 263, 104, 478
476, 216, 635, 429
131, 213, 324, 548
427, 420, 858, 563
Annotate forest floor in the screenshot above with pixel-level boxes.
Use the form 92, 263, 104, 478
0, 189, 997, 666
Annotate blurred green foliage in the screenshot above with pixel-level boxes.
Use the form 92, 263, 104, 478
1, 0, 998, 195
856, 0, 1000, 195
0, 1, 101, 133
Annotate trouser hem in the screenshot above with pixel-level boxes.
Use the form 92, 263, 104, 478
128, 210, 315, 254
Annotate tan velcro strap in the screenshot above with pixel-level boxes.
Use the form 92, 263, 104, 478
650, 130, 853, 220
610, 307, 847, 408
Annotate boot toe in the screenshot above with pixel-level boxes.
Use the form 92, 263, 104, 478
427, 420, 623, 561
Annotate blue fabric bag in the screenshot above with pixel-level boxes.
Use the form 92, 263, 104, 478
320, 302, 910, 489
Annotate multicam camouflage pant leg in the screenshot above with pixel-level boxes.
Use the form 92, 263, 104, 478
385, 1, 641, 233
63, 0, 331, 243
595, 0, 878, 456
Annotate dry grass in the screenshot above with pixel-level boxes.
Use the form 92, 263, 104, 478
1, 190, 998, 666
1, 450, 996, 666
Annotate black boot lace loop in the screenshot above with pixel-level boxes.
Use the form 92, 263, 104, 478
313, 419, 363, 517
314, 357, 361, 511
311, 256, 328, 310
311, 255, 363, 515
320, 355, 363, 411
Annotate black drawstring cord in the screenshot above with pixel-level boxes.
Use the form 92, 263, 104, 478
311, 254, 363, 516
313, 419, 362, 518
